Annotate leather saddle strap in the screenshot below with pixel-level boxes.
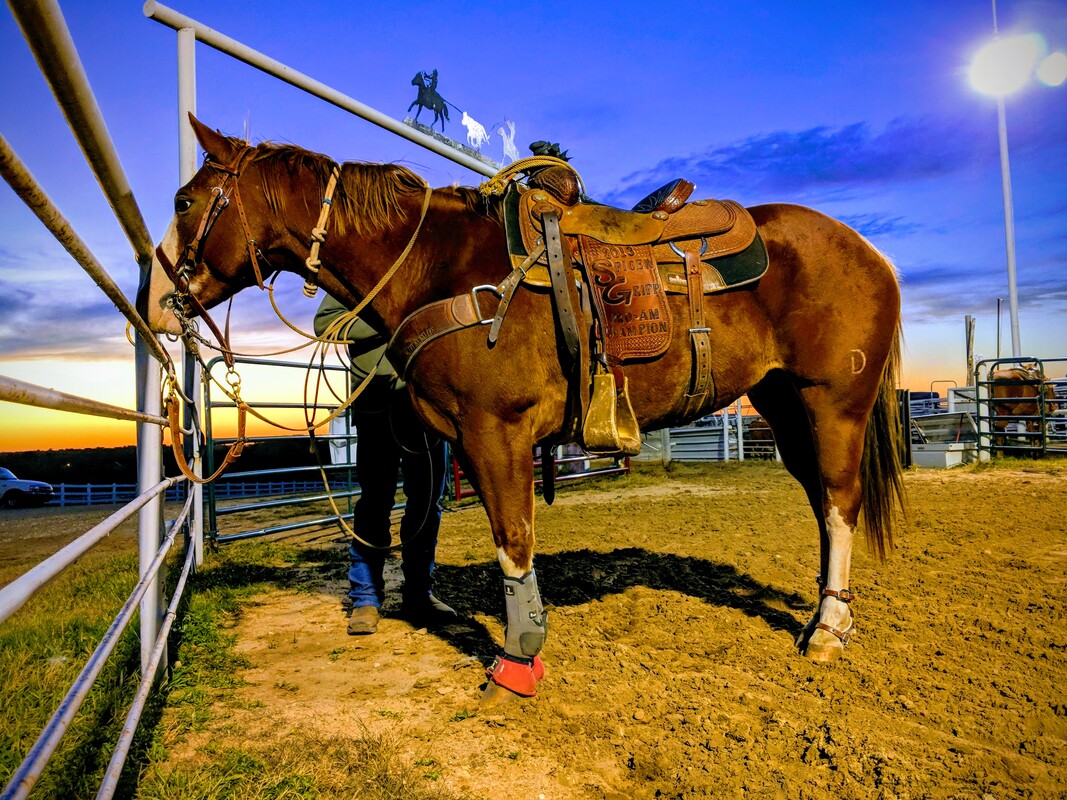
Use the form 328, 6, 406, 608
542, 210, 581, 368
681, 248, 713, 418
388, 287, 499, 379
488, 243, 545, 345
167, 392, 247, 484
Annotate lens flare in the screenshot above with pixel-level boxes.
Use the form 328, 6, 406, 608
969, 33, 1047, 96
1036, 51, 1067, 87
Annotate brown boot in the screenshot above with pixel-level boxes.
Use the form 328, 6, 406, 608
347, 605, 380, 635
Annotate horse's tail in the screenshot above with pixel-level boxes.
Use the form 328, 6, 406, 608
860, 322, 906, 561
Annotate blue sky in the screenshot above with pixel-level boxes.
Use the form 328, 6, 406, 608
1, 0, 1066, 448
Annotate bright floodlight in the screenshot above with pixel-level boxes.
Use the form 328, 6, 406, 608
1037, 51, 1067, 87
969, 33, 1047, 96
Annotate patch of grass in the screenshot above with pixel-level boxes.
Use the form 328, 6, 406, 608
327, 646, 347, 661
0, 543, 151, 799
140, 731, 476, 800
970, 455, 1063, 475
1, 524, 472, 798
448, 709, 475, 723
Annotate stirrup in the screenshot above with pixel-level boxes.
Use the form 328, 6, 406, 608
583, 368, 641, 456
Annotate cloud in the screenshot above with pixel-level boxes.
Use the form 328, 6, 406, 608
899, 254, 1067, 324
0, 276, 130, 360
601, 113, 1064, 208
836, 213, 922, 239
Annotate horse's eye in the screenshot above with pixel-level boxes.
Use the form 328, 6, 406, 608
174, 196, 193, 213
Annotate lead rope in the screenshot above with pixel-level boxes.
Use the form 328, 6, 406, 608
302, 166, 341, 298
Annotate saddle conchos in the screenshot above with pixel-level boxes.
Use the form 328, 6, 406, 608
497, 160, 769, 456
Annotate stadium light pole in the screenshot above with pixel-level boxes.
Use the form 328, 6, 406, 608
967, 2, 1067, 359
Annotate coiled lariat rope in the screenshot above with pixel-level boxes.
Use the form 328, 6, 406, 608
478, 155, 584, 197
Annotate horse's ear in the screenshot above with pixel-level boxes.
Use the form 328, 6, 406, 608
187, 113, 242, 164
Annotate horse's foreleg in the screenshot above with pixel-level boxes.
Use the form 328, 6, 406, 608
460, 419, 548, 699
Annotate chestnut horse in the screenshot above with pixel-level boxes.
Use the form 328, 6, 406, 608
991, 365, 1049, 451
143, 117, 904, 700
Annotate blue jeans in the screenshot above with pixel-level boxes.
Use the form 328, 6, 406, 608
348, 400, 446, 609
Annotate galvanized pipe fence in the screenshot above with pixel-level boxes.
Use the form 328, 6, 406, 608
0, 0, 196, 797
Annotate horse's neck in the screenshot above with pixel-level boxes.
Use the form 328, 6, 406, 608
321, 191, 498, 333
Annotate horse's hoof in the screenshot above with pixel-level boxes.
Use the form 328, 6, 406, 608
794, 624, 816, 651
802, 640, 845, 663
480, 681, 526, 708
801, 621, 853, 663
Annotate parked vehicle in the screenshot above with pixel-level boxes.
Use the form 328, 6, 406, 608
0, 468, 55, 508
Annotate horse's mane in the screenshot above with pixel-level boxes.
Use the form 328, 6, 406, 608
240, 138, 500, 236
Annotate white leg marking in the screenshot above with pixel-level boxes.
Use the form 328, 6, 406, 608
821, 506, 854, 630
824, 506, 853, 591
497, 547, 529, 578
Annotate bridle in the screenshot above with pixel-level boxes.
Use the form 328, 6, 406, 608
153, 144, 263, 368
153, 143, 430, 488
153, 144, 262, 484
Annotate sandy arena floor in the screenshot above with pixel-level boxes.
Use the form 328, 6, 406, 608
164, 461, 1067, 799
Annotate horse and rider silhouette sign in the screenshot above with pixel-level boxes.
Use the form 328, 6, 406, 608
404, 69, 514, 169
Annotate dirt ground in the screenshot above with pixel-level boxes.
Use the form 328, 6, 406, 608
5, 461, 1066, 798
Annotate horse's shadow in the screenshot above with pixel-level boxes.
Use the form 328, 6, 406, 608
423, 548, 811, 663
211, 544, 812, 666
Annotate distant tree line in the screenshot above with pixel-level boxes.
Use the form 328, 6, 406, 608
1, 437, 334, 485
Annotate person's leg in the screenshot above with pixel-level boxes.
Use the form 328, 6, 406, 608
349, 410, 401, 614
392, 400, 449, 613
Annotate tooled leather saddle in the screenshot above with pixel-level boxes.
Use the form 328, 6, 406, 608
499, 164, 768, 453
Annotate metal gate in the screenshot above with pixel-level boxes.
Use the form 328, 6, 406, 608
975, 357, 1067, 457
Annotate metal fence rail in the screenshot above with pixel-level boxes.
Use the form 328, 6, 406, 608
0, 1, 197, 797
44, 480, 357, 507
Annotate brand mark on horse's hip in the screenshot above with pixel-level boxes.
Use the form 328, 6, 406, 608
850, 349, 867, 374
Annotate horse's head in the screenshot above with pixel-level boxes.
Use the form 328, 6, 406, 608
143, 115, 282, 334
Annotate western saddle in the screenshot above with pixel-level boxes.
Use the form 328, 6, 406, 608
504, 160, 766, 455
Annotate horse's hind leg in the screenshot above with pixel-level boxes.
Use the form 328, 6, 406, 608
457, 417, 548, 701
749, 373, 864, 663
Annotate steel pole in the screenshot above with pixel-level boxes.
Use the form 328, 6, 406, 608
995, 97, 1022, 357
177, 27, 204, 569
